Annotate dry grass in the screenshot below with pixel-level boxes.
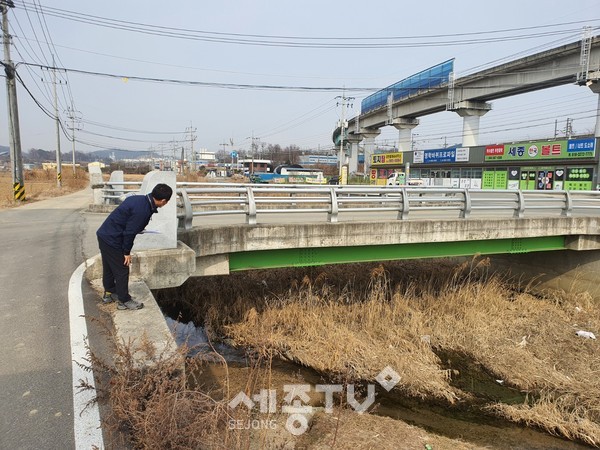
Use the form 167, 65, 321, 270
155, 258, 600, 446
88, 322, 490, 450
84, 321, 236, 449
0, 168, 88, 208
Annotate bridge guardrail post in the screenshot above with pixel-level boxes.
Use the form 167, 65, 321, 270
562, 190, 573, 217
515, 190, 525, 218
246, 186, 257, 225
178, 188, 193, 230
400, 187, 409, 219
462, 188, 471, 218
328, 187, 338, 223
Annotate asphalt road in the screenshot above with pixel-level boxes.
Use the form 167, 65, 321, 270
0, 188, 104, 450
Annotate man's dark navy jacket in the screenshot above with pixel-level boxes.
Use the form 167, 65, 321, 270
97, 194, 158, 255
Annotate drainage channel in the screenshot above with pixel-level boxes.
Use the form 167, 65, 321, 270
167, 318, 592, 450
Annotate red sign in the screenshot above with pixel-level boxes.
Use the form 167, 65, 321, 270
485, 145, 504, 156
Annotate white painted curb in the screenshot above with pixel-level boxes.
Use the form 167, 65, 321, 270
69, 258, 104, 449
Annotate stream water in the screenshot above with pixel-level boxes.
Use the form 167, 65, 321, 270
166, 318, 593, 450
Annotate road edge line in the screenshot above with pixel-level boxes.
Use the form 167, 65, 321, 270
69, 258, 104, 449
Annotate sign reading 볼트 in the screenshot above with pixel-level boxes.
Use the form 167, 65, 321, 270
371, 152, 403, 165
485, 138, 595, 161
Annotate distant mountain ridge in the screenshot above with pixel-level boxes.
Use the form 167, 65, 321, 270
0, 146, 157, 163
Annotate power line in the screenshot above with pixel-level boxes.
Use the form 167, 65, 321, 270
18, 61, 375, 92
79, 118, 188, 135
77, 128, 186, 144
16, 3, 600, 48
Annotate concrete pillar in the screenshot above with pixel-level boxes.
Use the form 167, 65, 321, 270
588, 78, 600, 138
88, 164, 104, 205
360, 129, 381, 175
391, 118, 419, 152
587, 77, 600, 188
346, 134, 363, 174
88, 164, 103, 185
454, 101, 492, 147
108, 170, 124, 204
133, 170, 178, 251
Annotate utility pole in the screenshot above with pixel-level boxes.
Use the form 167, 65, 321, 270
335, 92, 354, 178
565, 118, 573, 139
66, 104, 81, 176
52, 55, 62, 187
220, 139, 230, 171
1, 0, 25, 201
246, 132, 259, 174
185, 123, 197, 172
180, 146, 185, 175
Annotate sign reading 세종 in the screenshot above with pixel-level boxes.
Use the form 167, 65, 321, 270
485, 138, 595, 161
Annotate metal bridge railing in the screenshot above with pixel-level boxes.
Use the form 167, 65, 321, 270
174, 183, 600, 230
93, 181, 144, 204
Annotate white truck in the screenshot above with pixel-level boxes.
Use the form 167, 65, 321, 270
386, 172, 424, 186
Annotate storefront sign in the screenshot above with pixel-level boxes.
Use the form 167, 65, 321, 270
371, 152, 403, 165
484, 138, 595, 161
455, 147, 470, 162
423, 148, 460, 163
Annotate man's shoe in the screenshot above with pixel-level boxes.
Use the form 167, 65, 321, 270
117, 299, 144, 310
102, 292, 117, 303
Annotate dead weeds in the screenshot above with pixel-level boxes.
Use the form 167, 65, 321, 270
154, 258, 600, 447
0, 168, 88, 208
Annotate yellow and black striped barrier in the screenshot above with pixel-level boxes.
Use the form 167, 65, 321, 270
57, 173, 62, 183
13, 182, 25, 201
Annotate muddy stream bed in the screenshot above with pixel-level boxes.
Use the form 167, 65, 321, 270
168, 318, 593, 450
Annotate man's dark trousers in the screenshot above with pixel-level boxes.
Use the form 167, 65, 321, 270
98, 237, 131, 302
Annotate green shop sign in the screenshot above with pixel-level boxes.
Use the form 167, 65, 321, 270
484, 138, 595, 161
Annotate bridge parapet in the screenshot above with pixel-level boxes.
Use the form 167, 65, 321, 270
176, 184, 600, 229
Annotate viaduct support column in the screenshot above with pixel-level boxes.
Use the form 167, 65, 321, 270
588, 75, 600, 138
360, 128, 381, 176
391, 117, 419, 152
587, 74, 600, 188
346, 133, 363, 174
454, 101, 492, 147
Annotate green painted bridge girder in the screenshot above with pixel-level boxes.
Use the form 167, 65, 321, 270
228, 236, 566, 271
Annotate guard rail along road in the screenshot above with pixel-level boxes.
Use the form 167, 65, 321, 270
92, 179, 600, 228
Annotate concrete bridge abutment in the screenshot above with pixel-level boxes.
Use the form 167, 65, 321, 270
486, 247, 600, 301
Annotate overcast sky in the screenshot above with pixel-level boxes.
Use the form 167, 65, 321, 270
1, 0, 599, 157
